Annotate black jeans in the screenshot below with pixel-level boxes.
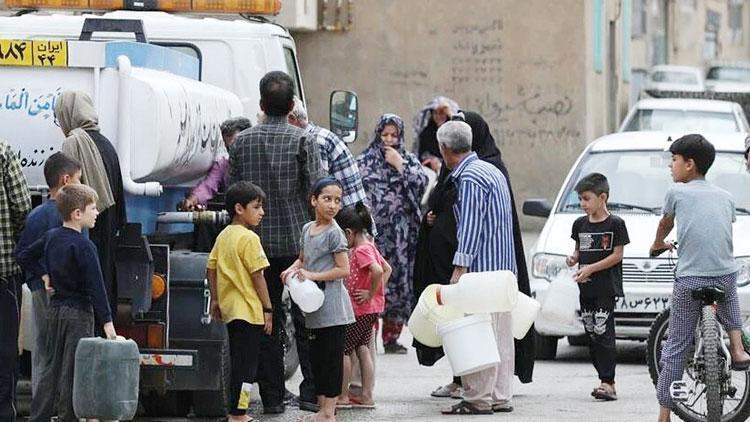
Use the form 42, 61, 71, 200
308, 325, 345, 398
0, 274, 21, 422
257, 256, 295, 408
580, 296, 617, 384
29, 305, 95, 422
227, 320, 263, 415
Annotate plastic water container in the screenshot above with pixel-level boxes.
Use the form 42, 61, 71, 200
539, 269, 579, 326
436, 271, 519, 314
287, 274, 325, 313
408, 284, 464, 347
511, 292, 541, 339
73, 337, 139, 420
438, 314, 501, 376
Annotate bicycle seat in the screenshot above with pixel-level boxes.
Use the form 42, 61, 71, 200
691, 286, 726, 305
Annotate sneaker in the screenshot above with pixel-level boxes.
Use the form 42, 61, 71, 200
384, 342, 408, 355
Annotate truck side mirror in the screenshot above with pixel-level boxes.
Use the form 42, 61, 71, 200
523, 199, 552, 218
329, 90, 358, 144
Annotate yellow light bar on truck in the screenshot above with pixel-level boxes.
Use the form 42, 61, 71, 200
6, 0, 281, 14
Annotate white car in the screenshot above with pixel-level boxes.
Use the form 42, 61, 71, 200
620, 99, 750, 133
706, 63, 750, 93
523, 131, 750, 359
645, 65, 706, 92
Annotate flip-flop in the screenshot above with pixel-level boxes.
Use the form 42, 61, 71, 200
592, 384, 618, 401
349, 396, 376, 409
441, 400, 493, 415
431, 383, 460, 398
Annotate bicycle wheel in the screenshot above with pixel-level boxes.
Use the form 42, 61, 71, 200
702, 306, 723, 422
647, 307, 750, 422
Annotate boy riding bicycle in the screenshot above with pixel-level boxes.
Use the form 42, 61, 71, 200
653, 134, 750, 422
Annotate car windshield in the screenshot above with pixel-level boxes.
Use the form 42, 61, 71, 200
558, 150, 750, 214
707, 67, 750, 82
623, 109, 738, 132
651, 71, 699, 85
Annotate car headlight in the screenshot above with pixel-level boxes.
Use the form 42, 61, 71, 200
532, 253, 569, 282
738, 257, 750, 288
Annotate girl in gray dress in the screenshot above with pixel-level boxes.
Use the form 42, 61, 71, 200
281, 177, 354, 422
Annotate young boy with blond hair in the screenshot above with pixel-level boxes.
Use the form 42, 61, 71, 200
17, 183, 116, 421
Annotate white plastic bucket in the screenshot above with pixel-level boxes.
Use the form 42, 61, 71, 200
408, 285, 463, 347
438, 314, 500, 376
511, 292, 541, 339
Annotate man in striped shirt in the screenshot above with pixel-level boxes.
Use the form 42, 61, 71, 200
437, 120, 517, 416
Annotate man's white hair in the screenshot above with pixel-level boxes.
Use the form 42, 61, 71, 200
288, 96, 308, 125
436, 120, 472, 153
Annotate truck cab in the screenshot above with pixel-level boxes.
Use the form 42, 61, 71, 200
0, 4, 359, 417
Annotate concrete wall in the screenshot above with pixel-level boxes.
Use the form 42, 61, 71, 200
294, 0, 592, 229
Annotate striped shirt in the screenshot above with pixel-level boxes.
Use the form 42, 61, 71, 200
229, 115, 325, 258
451, 152, 517, 274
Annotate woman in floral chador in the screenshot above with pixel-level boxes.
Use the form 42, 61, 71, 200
357, 113, 427, 354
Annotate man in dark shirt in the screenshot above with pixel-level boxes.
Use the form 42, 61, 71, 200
229, 71, 324, 414
17, 184, 116, 422
15, 152, 82, 397
0, 139, 31, 422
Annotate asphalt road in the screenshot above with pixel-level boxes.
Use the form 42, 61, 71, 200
133, 334, 658, 422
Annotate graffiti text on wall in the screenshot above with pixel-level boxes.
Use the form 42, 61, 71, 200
0, 87, 61, 119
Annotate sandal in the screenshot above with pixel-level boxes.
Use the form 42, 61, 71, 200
431, 382, 461, 398
441, 400, 493, 415
349, 395, 376, 409
592, 383, 618, 401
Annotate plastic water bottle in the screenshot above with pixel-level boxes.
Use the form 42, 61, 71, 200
435, 270, 519, 313
287, 274, 325, 313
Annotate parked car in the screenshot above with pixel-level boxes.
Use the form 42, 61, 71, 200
620, 98, 750, 133
706, 62, 750, 93
523, 131, 750, 359
645, 65, 706, 92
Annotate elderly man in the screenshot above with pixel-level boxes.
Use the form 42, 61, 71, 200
436, 121, 516, 416
0, 139, 31, 421
229, 71, 324, 415
287, 97, 368, 209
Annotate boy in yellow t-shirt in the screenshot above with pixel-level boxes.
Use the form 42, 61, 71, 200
207, 181, 272, 422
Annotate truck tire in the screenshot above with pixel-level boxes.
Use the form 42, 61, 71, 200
282, 294, 300, 380
140, 390, 191, 417
192, 339, 231, 417
534, 329, 558, 360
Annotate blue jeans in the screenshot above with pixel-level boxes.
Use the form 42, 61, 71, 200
0, 274, 21, 422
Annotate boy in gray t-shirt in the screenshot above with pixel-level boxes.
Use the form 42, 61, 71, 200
652, 134, 750, 422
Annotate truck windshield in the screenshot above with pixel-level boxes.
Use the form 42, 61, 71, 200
558, 150, 750, 214
623, 109, 739, 132
707, 67, 750, 82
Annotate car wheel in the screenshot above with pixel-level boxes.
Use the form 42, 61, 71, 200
534, 329, 558, 360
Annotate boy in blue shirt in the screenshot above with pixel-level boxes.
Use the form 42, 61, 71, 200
17, 183, 117, 422
653, 134, 750, 422
15, 152, 81, 397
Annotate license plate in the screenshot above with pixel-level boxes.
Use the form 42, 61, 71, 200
615, 295, 670, 312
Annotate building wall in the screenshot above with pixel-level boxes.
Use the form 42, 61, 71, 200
294, 0, 598, 229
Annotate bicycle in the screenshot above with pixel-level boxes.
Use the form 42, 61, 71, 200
646, 245, 750, 422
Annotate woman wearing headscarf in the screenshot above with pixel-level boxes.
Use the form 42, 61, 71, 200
412, 109, 535, 398
357, 113, 427, 354
412, 96, 460, 173
55, 90, 127, 320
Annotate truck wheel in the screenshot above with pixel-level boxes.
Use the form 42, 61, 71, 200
192, 339, 231, 417
282, 294, 300, 380
534, 330, 558, 360
140, 390, 191, 417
